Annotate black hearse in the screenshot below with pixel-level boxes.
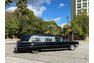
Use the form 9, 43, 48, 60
14, 34, 79, 53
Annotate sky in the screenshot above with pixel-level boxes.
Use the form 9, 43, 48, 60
5, 0, 71, 27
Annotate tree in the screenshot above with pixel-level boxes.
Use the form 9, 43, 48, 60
44, 21, 62, 35
15, 0, 30, 18
5, 0, 13, 5
63, 24, 71, 36
14, 0, 37, 37
5, 0, 63, 38
70, 12, 89, 39
5, 12, 19, 38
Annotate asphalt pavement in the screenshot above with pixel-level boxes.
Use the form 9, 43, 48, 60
5, 39, 89, 63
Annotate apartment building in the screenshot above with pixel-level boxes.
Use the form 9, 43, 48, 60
71, 0, 89, 20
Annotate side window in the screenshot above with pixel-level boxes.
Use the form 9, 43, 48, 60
45, 37, 55, 42
55, 37, 63, 42
29, 36, 42, 42
45, 38, 52, 41
32, 38, 41, 42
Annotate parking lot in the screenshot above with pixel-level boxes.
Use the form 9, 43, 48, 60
5, 40, 89, 63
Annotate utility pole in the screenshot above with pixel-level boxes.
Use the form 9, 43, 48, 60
67, 16, 69, 41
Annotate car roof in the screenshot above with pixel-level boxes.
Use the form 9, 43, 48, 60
22, 34, 60, 37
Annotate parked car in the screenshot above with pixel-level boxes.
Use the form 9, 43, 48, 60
14, 34, 79, 53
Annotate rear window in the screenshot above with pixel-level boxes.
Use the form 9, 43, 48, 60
20, 35, 31, 41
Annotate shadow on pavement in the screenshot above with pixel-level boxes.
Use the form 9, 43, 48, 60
13, 48, 69, 54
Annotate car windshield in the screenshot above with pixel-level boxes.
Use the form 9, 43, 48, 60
20, 35, 31, 41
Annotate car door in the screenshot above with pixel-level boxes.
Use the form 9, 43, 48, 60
41, 36, 57, 49
55, 37, 70, 48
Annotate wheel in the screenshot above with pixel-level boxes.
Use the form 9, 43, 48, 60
76, 44, 79, 47
69, 45, 75, 51
31, 50, 39, 53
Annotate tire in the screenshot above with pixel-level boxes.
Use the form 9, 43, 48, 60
76, 44, 79, 47
69, 45, 75, 51
31, 50, 39, 53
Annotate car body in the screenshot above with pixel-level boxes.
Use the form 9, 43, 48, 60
14, 34, 79, 53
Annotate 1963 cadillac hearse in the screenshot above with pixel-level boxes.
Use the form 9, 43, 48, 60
14, 34, 79, 53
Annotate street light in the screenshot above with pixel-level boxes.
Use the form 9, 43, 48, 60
67, 17, 69, 25
67, 16, 69, 41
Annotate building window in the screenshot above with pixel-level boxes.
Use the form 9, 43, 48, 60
83, 9, 87, 12
83, 3, 87, 7
77, 10, 81, 14
77, 0, 81, 2
77, 3, 81, 8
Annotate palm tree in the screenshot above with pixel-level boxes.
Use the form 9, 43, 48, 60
5, 0, 13, 5
16, 0, 28, 18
